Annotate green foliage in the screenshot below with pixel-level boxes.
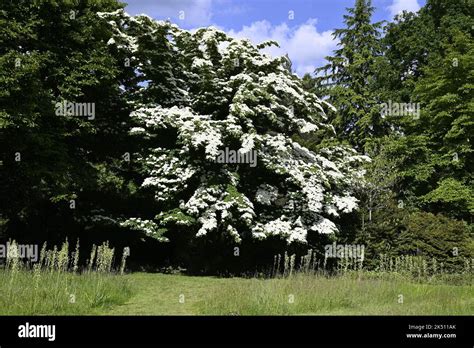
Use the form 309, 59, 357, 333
315, 0, 387, 150
377, 0, 474, 219
422, 178, 474, 216
0, 0, 135, 241
396, 211, 473, 271
357, 199, 473, 272
1, 0, 472, 275
321, 0, 473, 263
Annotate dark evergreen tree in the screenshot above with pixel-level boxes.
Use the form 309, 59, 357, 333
315, 0, 386, 151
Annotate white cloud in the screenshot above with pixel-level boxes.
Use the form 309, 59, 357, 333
388, 0, 421, 17
213, 0, 248, 15
126, 0, 213, 27
125, 2, 337, 76
227, 19, 337, 76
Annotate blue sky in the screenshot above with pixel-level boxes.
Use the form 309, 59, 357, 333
124, 0, 425, 75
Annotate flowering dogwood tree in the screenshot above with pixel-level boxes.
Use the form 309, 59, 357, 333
98, 10, 369, 249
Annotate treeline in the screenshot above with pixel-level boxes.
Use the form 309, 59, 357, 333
0, 0, 472, 274
300, 0, 473, 271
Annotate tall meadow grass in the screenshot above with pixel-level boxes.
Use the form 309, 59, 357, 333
198, 251, 474, 315
0, 240, 132, 315
271, 249, 474, 283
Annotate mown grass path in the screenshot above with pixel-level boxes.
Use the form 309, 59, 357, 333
105, 273, 219, 315
105, 273, 474, 315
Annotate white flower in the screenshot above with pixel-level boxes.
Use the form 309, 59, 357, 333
255, 184, 278, 205
310, 217, 338, 234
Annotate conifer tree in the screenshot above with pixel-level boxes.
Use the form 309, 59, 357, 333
315, 0, 386, 150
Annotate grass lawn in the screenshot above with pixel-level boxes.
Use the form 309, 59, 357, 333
0, 269, 132, 315
104, 272, 474, 315
2, 242, 472, 315
1, 268, 472, 315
